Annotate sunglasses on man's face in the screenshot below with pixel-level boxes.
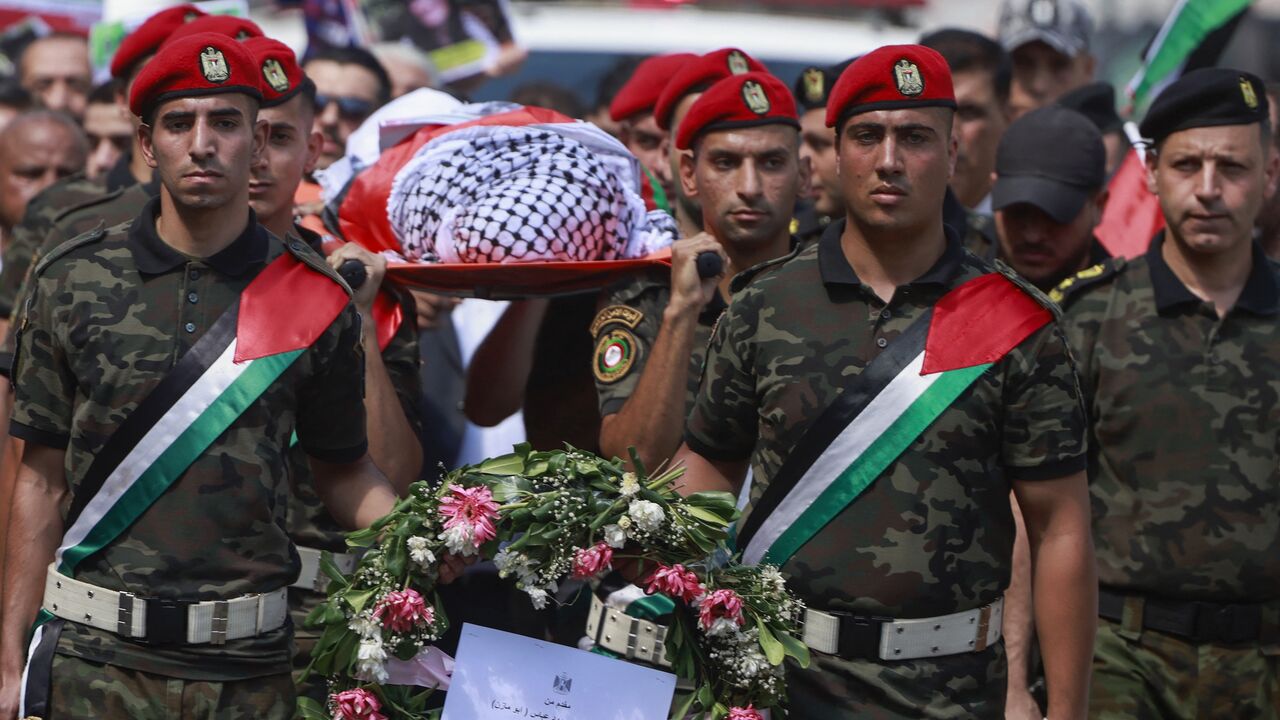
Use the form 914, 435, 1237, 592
314, 94, 376, 121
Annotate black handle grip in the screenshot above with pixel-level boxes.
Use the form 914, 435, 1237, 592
338, 258, 367, 290
695, 251, 723, 280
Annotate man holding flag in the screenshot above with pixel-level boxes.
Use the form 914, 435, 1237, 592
671, 45, 1096, 718
0, 33, 400, 718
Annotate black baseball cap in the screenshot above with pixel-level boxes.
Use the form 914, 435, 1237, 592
992, 105, 1105, 223
1057, 81, 1122, 134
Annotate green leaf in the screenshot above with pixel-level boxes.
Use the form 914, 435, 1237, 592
627, 446, 648, 478
346, 588, 376, 614
682, 504, 732, 526
757, 618, 785, 665
475, 450, 527, 475
668, 689, 698, 720
776, 628, 812, 668
695, 683, 714, 710
296, 697, 329, 720
319, 551, 351, 589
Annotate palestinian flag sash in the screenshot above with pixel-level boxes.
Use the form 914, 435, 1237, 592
736, 273, 1052, 568
20, 251, 348, 717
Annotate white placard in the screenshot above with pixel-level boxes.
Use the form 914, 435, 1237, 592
442, 623, 676, 720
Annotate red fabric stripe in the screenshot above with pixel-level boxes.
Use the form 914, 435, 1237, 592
921, 273, 1052, 375
384, 250, 672, 298
1095, 149, 1164, 259
373, 291, 402, 351
235, 253, 349, 363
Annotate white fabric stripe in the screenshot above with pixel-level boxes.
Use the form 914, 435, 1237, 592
17, 623, 42, 714
55, 339, 248, 568
743, 351, 939, 565
604, 583, 649, 612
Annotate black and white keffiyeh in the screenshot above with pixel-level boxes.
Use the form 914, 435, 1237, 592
386, 121, 676, 263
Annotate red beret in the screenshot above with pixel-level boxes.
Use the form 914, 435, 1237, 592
129, 32, 264, 119
110, 4, 207, 80
826, 44, 956, 129
609, 53, 696, 122
243, 37, 308, 107
167, 14, 265, 44
654, 48, 768, 130
675, 71, 799, 150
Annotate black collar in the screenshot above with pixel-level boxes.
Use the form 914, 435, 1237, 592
818, 217, 965, 289
292, 222, 325, 253
1147, 232, 1278, 316
129, 196, 268, 277
105, 152, 140, 193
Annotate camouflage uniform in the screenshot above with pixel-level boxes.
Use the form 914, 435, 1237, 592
591, 267, 727, 421
286, 225, 423, 704
10, 198, 366, 717
684, 219, 1087, 719
1056, 234, 1280, 720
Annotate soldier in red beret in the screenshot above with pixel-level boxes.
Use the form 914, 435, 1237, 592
0, 32, 406, 719
609, 53, 695, 209
670, 45, 1096, 718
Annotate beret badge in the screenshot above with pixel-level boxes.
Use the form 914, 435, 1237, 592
893, 59, 924, 97
1240, 77, 1259, 110
262, 58, 290, 93
727, 50, 750, 75
742, 80, 771, 115
200, 46, 230, 83
803, 68, 825, 104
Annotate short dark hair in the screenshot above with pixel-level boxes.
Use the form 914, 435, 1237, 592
303, 46, 392, 105
16, 31, 89, 78
0, 77, 32, 111
595, 56, 643, 113
88, 80, 118, 106
510, 81, 585, 118
919, 28, 1011, 103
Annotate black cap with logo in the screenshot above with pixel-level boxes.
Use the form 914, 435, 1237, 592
993, 105, 1105, 223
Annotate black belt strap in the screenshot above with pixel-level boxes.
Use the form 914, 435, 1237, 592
1098, 589, 1271, 644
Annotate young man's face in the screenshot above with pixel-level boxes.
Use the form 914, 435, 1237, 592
1149, 123, 1278, 257
951, 68, 1008, 208
19, 36, 92, 120
994, 194, 1103, 290
799, 107, 841, 217
83, 101, 133, 179
681, 124, 804, 250
1008, 41, 1093, 120
304, 59, 382, 170
836, 107, 957, 236
142, 94, 266, 211
251, 94, 321, 226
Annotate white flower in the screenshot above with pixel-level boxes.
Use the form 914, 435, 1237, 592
617, 515, 633, 531
619, 472, 641, 497
348, 614, 380, 640
705, 617, 740, 638
602, 524, 626, 549
407, 536, 436, 568
439, 523, 478, 556
627, 499, 665, 533
354, 638, 389, 683
761, 566, 786, 594
526, 587, 549, 610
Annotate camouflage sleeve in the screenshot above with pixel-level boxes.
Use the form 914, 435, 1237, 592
9, 270, 74, 449
682, 293, 758, 461
382, 288, 423, 436
0, 200, 55, 319
296, 304, 368, 463
1000, 321, 1088, 480
591, 281, 662, 417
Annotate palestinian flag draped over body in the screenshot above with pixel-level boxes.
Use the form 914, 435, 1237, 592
327, 104, 676, 298
1096, 0, 1251, 259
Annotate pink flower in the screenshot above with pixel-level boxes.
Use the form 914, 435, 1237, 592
372, 588, 434, 634
698, 588, 746, 630
438, 484, 500, 546
571, 542, 614, 579
644, 563, 704, 603
331, 688, 387, 720
727, 705, 764, 720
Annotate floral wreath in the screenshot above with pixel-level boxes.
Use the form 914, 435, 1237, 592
298, 445, 809, 720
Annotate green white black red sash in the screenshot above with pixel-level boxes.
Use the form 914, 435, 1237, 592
737, 272, 1052, 568
21, 251, 348, 716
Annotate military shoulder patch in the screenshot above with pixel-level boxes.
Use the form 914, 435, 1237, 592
993, 259, 1062, 319
32, 221, 108, 278
283, 235, 353, 297
593, 326, 640, 384
1048, 258, 1127, 306
590, 304, 643, 337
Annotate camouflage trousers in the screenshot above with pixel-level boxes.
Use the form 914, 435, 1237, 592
784, 641, 1006, 719
47, 653, 294, 719
1090, 617, 1280, 719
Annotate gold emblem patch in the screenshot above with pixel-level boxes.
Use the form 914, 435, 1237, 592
1241, 77, 1259, 109
593, 328, 640, 383
727, 50, 750, 75
802, 68, 825, 104
200, 46, 230, 83
742, 80, 770, 115
590, 305, 643, 336
262, 58, 290, 93
893, 59, 924, 97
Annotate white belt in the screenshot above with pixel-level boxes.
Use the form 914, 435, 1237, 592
584, 593, 672, 668
803, 598, 1003, 661
42, 564, 288, 646
292, 545, 359, 593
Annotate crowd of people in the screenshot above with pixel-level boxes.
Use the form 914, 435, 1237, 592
0, 0, 1275, 718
